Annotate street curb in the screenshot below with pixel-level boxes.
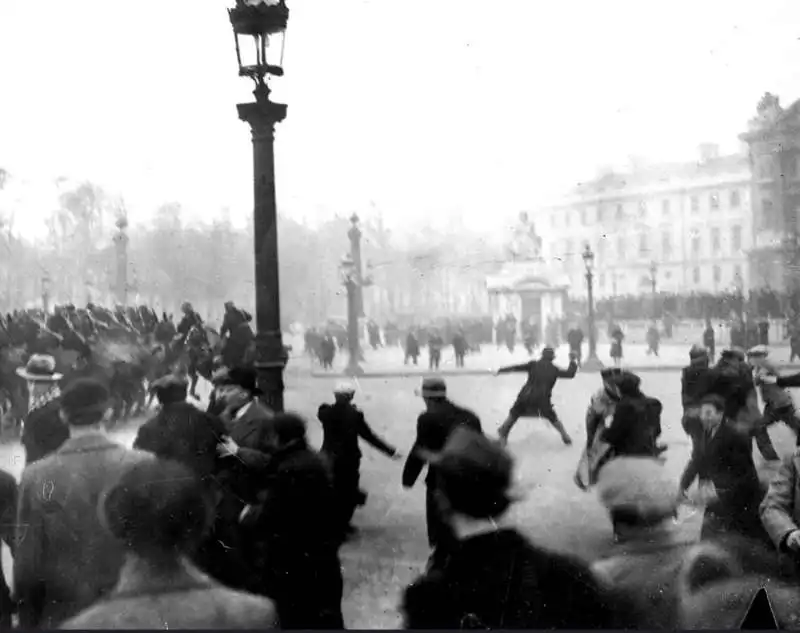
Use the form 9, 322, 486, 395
311, 363, 800, 379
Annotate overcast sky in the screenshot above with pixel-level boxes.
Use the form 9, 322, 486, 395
1, 0, 799, 240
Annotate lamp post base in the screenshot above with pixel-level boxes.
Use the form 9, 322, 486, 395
344, 356, 365, 377
581, 355, 605, 372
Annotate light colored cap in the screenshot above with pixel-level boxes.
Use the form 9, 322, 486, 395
334, 381, 356, 395
596, 457, 678, 521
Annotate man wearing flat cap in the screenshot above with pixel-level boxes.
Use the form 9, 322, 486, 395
16, 354, 69, 465
14, 378, 153, 628
402, 377, 482, 570
495, 346, 578, 446
402, 427, 626, 629
318, 381, 402, 541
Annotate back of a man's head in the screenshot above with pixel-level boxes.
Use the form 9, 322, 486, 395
60, 378, 111, 427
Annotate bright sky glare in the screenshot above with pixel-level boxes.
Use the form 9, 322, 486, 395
0, 0, 799, 240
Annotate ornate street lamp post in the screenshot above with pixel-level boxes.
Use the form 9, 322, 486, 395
228, 0, 289, 411
41, 273, 51, 314
649, 260, 658, 318
113, 215, 129, 307
340, 254, 364, 376
582, 244, 603, 371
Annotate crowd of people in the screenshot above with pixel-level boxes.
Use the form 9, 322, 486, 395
7, 312, 800, 627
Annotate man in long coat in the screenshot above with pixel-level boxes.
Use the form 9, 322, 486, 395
402, 378, 482, 570
318, 382, 401, 540
220, 301, 253, 368
495, 347, 578, 445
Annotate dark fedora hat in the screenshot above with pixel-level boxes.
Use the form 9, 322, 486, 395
217, 366, 263, 395
415, 377, 446, 399
60, 378, 111, 424
16, 354, 63, 382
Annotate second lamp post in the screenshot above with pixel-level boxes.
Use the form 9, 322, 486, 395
582, 244, 603, 371
340, 255, 365, 376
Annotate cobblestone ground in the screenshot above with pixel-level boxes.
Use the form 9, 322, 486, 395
1, 369, 797, 628
310, 341, 800, 376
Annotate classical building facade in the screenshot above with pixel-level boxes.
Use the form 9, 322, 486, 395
539, 145, 753, 299
740, 93, 800, 292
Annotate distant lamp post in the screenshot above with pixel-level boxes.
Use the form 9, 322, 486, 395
649, 260, 658, 318
228, 0, 289, 412
340, 254, 364, 376
41, 273, 51, 314
582, 244, 603, 371
113, 215, 129, 307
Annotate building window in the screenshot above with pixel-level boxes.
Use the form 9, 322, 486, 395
638, 200, 647, 218
691, 233, 701, 258
616, 204, 624, 220
711, 227, 721, 253
565, 239, 573, 259
732, 225, 742, 251
730, 190, 741, 207
662, 231, 672, 258
713, 265, 721, 283
639, 232, 648, 255
762, 198, 776, 227
757, 156, 773, 179
662, 199, 670, 215
691, 196, 699, 213
693, 267, 700, 283
580, 209, 586, 226
617, 236, 626, 260
710, 192, 720, 210
734, 264, 742, 278
565, 212, 571, 228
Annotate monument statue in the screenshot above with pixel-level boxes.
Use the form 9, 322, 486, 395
506, 211, 543, 262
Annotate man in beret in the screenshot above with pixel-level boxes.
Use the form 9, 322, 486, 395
403, 377, 482, 570
14, 378, 153, 628
318, 381, 402, 541
402, 427, 628, 629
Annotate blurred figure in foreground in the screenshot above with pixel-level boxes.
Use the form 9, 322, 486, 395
14, 379, 152, 628
402, 427, 630, 629
61, 459, 278, 629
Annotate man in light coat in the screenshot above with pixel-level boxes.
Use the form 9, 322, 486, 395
14, 378, 153, 628
760, 446, 800, 579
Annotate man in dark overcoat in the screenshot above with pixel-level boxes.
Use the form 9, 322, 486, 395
212, 366, 276, 593
249, 413, 344, 629
495, 347, 578, 445
402, 378, 482, 570
318, 382, 401, 541
452, 328, 468, 368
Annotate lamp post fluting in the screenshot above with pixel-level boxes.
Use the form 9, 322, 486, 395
341, 255, 364, 376
582, 244, 603, 371
228, 0, 290, 412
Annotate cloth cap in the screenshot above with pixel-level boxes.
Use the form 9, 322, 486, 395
60, 378, 111, 424
417, 427, 524, 518
689, 345, 708, 359
334, 381, 356, 395
600, 367, 624, 381
216, 366, 262, 395
100, 458, 212, 552
541, 347, 556, 358
746, 345, 769, 358
721, 347, 746, 361
596, 457, 678, 522
417, 377, 446, 399
150, 374, 189, 391
16, 354, 62, 382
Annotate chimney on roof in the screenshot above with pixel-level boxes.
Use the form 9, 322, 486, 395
698, 143, 719, 164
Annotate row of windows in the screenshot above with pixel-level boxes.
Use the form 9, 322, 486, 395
587, 264, 743, 293
552, 226, 744, 261
551, 189, 744, 228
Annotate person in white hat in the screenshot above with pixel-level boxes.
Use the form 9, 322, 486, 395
748, 345, 800, 446
16, 354, 69, 465
317, 381, 401, 541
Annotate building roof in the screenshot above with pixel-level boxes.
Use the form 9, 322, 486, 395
571, 153, 748, 198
